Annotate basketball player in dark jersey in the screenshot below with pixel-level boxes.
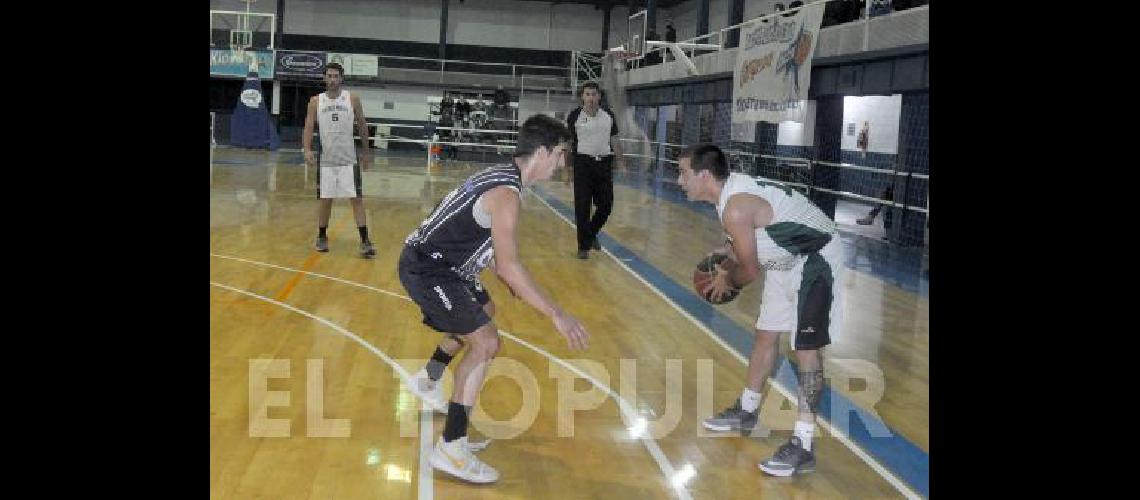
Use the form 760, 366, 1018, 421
398, 114, 591, 484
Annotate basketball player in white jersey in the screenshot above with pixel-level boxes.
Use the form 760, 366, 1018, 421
677, 143, 844, 477
303, 62, 375, 258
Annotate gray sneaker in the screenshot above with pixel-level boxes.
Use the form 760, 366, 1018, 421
701, 398, 758, 433
315, 235, 329, 252
758, 436, 816, 476
360, 239, 376, 259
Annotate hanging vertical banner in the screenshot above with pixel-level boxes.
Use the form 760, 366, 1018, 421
230, 71, 279, 150
732, 4, 824, 124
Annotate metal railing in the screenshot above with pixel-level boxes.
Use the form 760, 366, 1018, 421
374, 53, 566, 80
571, 51, 605, 92
208, 26, 574, 90
614, 138, 927, 216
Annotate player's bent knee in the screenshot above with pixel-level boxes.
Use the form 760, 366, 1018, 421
467, 323, 501, 359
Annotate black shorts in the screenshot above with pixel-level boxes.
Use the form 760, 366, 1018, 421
398, 246, 491, 335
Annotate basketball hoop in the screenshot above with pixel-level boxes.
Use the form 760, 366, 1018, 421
608, 50, 640, 71
212, 0, 278, 64
230, 0, 256, 71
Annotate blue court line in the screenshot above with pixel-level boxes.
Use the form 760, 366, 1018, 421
531, 185, 929, 498
609, 172, 929, 296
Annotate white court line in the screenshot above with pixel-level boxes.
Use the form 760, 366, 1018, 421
208, 281, 434, 500
210, 255, 692, 499
500, 331, 691, 500
526, 189, 923, 500
210, 253, 412, 302
418, 403, 433, 499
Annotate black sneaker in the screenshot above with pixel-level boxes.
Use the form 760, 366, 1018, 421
701, 398, 758, 433
758, 436, 816, 476
360, 239, 376, 259
315, 236, 329, 252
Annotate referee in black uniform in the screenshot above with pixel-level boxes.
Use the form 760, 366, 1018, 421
566, 81, 623, 259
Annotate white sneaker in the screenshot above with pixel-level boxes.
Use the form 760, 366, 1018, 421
430, 436, 500, 483
410, 369, 449, 414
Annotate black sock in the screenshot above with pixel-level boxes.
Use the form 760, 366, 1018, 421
318, 226, 328, 238
425, 347, 454, 381
442, 402, 470, 442
358, 226, 369, 241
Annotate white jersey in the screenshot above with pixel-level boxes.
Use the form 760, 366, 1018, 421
317, 91, 357, 167
716, 173, 837, 271
568, 106, 617, 157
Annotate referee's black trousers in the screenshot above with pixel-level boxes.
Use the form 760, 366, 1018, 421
572, 153, 614, 252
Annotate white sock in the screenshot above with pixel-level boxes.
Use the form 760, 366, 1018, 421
794, 420, 814, 451
441, 435, 467, 449
740, 387, 762, 413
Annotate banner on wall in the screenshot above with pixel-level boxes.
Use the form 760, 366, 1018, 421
732, 4, 824, 124
210, 49, 275, 79
327, 53, 379, 77
275, 50, 327, 79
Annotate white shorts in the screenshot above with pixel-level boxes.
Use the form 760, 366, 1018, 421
318, 164, 362, 199
756, 236, 844, 350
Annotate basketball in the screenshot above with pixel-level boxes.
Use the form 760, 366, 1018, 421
693, 252, 741, 304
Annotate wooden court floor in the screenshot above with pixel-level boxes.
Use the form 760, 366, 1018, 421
210, 148, 928, 499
